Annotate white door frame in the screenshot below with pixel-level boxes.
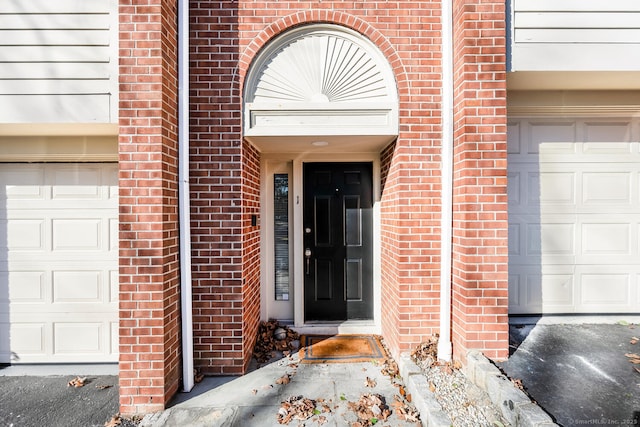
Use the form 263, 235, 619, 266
260, 152, 382, 335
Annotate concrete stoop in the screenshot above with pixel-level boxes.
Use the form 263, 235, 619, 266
399, 351, 558, 427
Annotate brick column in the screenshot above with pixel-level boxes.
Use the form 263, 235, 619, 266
118, 0, 181, 414
450, 0, 509, 362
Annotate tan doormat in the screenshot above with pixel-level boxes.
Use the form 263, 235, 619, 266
299, 334, 387, 364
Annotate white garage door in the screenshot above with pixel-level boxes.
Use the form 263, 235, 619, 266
508, 118, 640, 314
0, 163, 118, 363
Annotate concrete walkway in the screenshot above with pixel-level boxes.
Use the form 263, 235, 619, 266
140, 355, 421, 427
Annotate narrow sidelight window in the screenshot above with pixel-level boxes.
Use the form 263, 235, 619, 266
274, 174, 289, 300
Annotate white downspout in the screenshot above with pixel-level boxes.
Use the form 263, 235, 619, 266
178, 0, 194, 392
438, 0, 454, 362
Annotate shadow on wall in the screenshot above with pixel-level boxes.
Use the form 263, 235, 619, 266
507, 120, 543, 316
0, 170, 7, 364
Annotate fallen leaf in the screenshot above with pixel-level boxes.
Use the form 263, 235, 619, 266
276, 395, 316, 424
625, 353, 640, 359
631, 337, 639, 345
405, 393, 412, 403
276, 374, 290, 385
67, 376, 87, 388
511, 378, 525, 391
251, 389, 258, 395
194, 368, 204, 383
365, 377, 377, 388
398, 385, 406, 397
635, 367, 640, 374
95, 384, 113, 390
618, 320, 630, 326
104, 415, 121, 427
429, 382, 436, 393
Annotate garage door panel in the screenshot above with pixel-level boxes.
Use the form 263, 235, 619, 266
580, 273, 630, 307
50, 166, 104, 199
52, 219, 102, 250
584, 122, 632, 145
581, 222, 633, 256
0, 163, 117, 363
10, 322, 46, 355
0, 167, 45, 199
538, 172, 576, 205
529, 222, 576, 257
53, 271, 102, 303
530, 122, 577, 154
582, 172, 632, 205
509, 117, 640, 314
509, 266, 576, 313
3, 218, 45, 250
54, 322, 104, 354
8, 319, 117, 363
7, 271, 45, 302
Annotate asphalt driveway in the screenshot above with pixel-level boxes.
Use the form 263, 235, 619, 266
499, 321, 640, 426
0, 364, 120, 427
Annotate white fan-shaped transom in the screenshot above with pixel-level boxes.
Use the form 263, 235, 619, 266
246, 26, 396, 105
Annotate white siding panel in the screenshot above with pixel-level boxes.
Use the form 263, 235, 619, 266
512, 45, 640, 72
0, 95, 111, 123
515, 12, 640, 28
0, 30, 110, 46
510, 1, 640, 72
0, 63, 110, 80
516, 0, 640, 12
516, 29, 640, 44
0, 0, 111, 14
0, 0, 117, 123
0, 80, 111, 95
0, 46, 110, 63
508, 117, 640, 314
0, 14, 110, 30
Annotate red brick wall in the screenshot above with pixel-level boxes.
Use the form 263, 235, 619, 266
241, 141, 261, 368
119, 0, 510, 413
233, 4, 445, 361
118, 0, 181, 415
450, 0, 509, 362
189, 1, 263, 375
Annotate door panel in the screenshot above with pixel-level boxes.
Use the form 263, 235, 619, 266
304, 162, 373, 321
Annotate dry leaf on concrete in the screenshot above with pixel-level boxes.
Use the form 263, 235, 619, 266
104, 415, 121, 427
276, 374, 291, 385
276, 395, 317, 424
364, 377, 376, 388
67, 376, 87, 387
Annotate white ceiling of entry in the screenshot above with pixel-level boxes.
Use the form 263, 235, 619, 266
244, 134, 396, 154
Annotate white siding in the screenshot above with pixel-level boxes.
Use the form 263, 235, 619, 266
510, 0, 640, 72
0, 0, 118, 123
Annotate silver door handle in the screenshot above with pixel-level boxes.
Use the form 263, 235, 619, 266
305, 248, 311, 274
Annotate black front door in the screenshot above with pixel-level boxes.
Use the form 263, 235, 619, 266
303, 162, 373, 321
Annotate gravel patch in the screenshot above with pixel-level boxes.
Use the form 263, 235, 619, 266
412, 338, 510, 427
